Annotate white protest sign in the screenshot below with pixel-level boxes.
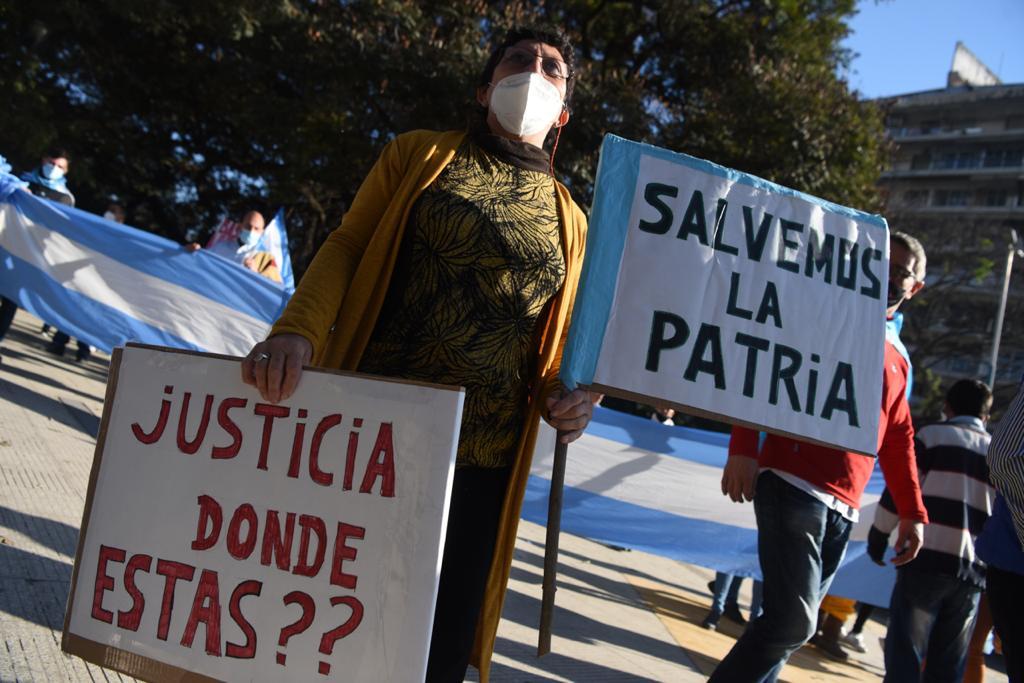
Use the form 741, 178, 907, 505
562, 135, 888, 455
63, 345, 463, 682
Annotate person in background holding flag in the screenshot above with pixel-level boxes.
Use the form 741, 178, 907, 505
0, 148, 76, 362
189, 210, 285, 284
19, 148, 75, 207
240, 25, 592, 683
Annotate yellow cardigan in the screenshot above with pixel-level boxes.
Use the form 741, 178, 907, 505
270, 129, 588, 681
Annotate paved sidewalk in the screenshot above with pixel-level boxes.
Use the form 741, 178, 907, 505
0, 310, 1008, 682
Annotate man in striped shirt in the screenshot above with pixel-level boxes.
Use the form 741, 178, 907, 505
870, 379, 995, 683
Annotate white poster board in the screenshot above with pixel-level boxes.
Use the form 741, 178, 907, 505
563, 135, 889, 455
63, 344, 463, 682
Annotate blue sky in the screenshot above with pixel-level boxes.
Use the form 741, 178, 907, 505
842, 0, 1024, 98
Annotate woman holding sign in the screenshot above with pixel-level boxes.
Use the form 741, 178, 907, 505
242, 26, 593, 683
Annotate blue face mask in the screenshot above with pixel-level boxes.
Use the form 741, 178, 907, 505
238, 229, 261, 247
42, 162, 65, 181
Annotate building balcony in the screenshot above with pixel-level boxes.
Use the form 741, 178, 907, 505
882, 204, 1024, 219
881, 166, 1024, 180
888, 128, 1024, 144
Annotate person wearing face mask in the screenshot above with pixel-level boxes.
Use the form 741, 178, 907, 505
189, 210, 282, 283
712, 232, 929, 683
19, 148, 75, 207
211, 210, 282, 283
239, 26, 593, 683
0, 149, 76, 362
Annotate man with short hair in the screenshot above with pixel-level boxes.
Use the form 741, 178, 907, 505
710, 231, 930, 682
871, 379, 995, 682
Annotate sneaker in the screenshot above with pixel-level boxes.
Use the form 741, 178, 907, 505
45, 341, 65, 357
701, 610, 721, 631
840, 631, 867, 653
722, 603, 747, 625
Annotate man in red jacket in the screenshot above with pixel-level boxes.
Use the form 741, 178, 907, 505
708, 232, 930, 683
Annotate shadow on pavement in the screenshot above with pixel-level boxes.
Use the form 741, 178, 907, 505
481, 635, 664, 682
0, 376, 100, 438
502, 552, 694, 669
0, 505, 79, 557
0, 543, 74, 630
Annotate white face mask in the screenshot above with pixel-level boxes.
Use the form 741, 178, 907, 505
102, 211, 116, 222
42, 162, 65, 181
239, 229, 261, 247
488, 72, 564, 138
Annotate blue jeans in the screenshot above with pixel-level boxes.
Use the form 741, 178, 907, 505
883, 567, 980, 683
710, 472, 852, 683
711, 572, 764, 618
711, 571, 741, 614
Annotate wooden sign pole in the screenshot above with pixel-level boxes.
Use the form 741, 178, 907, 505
537, 433, 569, 656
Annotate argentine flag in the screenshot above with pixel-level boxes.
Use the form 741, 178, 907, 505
523, 406, 900, 608
0, 170, 288, 356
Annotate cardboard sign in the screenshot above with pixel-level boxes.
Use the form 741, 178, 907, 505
63, 345, 463, 682
562, 135, 889, 455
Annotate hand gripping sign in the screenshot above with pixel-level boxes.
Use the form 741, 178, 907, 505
62, 344, 463, 682
561, 135, 890, 456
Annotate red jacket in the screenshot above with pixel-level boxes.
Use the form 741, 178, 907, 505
729, 341, 928, 521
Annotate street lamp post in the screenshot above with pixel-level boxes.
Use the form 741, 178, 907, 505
988, 228, 1024, 387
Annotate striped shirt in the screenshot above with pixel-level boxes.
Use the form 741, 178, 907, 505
988, 381, 1024, 548
872, 415, 994, 587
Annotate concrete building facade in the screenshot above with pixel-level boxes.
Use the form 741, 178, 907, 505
876, 44, 1024, 403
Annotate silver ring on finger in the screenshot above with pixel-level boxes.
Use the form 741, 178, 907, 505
254, 352, 271, 363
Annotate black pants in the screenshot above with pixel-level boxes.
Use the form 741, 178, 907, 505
987, 565, 1023, 683
425, 465, 511, 683
49, 331, 90, 359
0, 296, 16, 341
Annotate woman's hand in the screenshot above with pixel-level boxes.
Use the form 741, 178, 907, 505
241, 333, 313, 403
544, 389, 600, 444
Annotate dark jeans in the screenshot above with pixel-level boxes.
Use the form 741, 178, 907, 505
987, 566, 1024, 683
883, 567, 980, 683
425, 465, 511, 683
0, 296, 16, 341
710, 471, 852, 683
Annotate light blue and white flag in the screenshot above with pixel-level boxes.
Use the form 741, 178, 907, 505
0, 171, 289, 356
264, 207, 295, 294
524, 406, 900, 607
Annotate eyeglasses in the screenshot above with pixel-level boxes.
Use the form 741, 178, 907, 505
499, 46, 571, 80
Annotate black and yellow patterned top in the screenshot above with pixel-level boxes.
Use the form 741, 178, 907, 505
358, 129, 566, 468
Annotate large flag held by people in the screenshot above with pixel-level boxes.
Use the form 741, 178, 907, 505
0, 170, 289, 356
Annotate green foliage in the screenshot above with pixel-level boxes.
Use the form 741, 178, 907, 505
0, 0, 887, 273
